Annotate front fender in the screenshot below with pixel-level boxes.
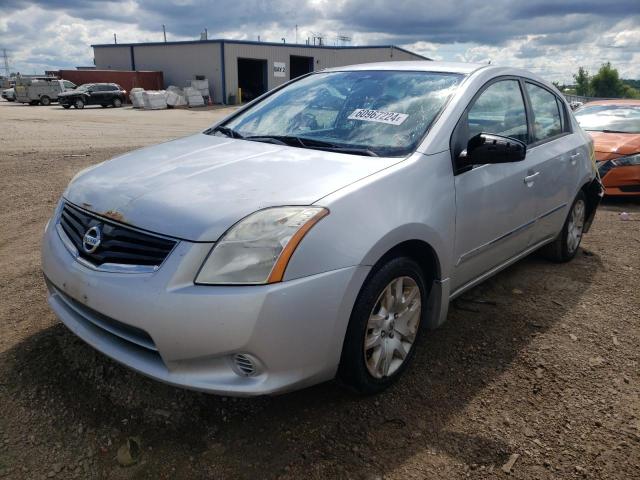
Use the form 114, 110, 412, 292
283, 150, 456, 282
583, 176, 604, 233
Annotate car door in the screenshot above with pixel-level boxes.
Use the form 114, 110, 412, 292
87, 85, 104, 105
522, 81, 585, 243
451, 78, 538, 292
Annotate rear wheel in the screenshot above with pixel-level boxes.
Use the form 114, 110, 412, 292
39, 96, 51, 106
112, 97, 122, 108
74, 98, 85, 109
541, 191, 586, 262
338, 257, 427, 394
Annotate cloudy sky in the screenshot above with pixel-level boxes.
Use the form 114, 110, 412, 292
1, 0, 639, 82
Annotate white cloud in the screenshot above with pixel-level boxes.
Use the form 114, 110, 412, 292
0, 1, 638, 83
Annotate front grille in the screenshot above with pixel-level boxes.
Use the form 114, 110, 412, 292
59, 202, 176, 269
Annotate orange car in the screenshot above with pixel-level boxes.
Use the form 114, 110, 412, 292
574, 99, 640, 196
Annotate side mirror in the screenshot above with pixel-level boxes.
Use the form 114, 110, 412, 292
460, 133, 526, 166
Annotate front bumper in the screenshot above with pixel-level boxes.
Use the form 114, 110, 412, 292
597, 162, 640, 196
41, 218, 369, 396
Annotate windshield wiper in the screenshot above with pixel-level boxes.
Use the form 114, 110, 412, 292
314, 146, 379, 157
244, 135, 379, 156
208, 125, 244, 138
584, 129, 632, 134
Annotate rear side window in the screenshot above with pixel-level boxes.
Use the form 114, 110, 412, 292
467, 80, 528, 143
525, 83, 563, 142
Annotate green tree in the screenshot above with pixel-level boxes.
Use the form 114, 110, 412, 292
622, 84, 640, 99
573, 67, 591, 96
590, 62, 625, 98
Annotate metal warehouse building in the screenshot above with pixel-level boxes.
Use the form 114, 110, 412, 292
92, 39, 428, 104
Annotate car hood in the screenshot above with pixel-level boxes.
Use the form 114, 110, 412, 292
589, 131, 640, 161
64, 133, 403, 241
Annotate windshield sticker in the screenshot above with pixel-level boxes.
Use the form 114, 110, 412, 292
348, 109, 408, 126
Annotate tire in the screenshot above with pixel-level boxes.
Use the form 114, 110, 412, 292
541, 190, 587, 262
62, 104, 71, 109
338, 256, 428, 394
112, 97, 122, 108
74, 98, 84, 109
39, 96, 51, 106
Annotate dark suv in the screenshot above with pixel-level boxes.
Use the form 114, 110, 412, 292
58, 83, 127, 109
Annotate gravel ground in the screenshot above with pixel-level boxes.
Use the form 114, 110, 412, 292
0, 100, 638, 479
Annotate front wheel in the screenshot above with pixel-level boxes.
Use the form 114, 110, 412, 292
74, 98, 85, 109
39, 96, 51, 106
338, 257, 427, 394
112, 98, 122, 108
541, 191, 587, 262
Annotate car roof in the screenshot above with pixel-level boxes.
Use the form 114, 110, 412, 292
582, 99, 640, 107
323, 61, 487, 75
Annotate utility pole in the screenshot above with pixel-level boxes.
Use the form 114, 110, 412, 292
162, 24, 167, 42
113, 33, 117, 44
295, 25, 298, 44
2, 49, 9, 77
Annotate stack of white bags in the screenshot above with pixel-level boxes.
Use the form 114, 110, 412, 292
129, 83, 207, 109
191, 78, 209, 100
129, 88, 145, 108
142, 90, 168, 110
184, 86, 205, 107
165, 86, 187, 107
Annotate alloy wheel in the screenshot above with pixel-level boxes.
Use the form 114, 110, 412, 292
364, 276, 422, 379
567, 199, 585, 254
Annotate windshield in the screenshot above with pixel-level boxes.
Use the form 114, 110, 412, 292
216, 70, 463, 157
575, 104, 640, 134
77, 84, 93, 92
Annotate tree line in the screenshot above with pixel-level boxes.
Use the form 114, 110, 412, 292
570, 63, 639, 99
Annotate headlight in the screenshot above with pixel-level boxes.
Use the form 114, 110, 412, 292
611, 153, 640, 167
195, 206, 329, 285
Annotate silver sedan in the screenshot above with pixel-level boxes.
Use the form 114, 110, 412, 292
41, 62, 602, 395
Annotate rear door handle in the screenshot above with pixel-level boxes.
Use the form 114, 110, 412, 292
524, 172, 540, 184
569, 152, 581, 165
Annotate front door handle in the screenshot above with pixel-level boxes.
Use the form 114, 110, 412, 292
524, 172, 540, 184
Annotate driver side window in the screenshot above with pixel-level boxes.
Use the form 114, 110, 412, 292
467, 80, 528, 143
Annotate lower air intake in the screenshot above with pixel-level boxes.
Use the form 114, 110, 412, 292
232, 353, 258, 376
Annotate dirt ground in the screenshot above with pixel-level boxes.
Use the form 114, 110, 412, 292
0, 100, 638, 480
